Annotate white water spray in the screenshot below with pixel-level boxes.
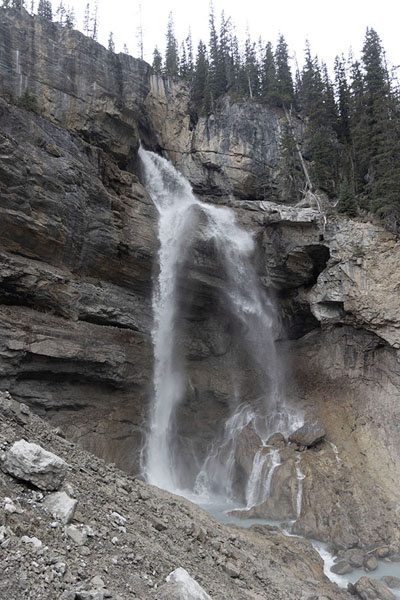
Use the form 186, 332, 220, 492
295, 454, 305, 519
140, 146, 301, 502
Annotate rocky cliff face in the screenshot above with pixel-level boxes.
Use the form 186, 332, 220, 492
1, 8, 400, 562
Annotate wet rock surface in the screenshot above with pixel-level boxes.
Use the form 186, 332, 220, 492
289, 424, 326, 448
0, 394, 351, 600
353, 576, 396, 600
0, 9, 399, 584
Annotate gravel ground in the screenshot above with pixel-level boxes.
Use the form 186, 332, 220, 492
0, 393, 351, 600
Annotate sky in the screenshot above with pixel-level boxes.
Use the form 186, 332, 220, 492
59, 0, 400, 73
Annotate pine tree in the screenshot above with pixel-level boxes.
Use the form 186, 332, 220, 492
164, 12, 178, 77
56, 1, 66, 26
334, 55, 351, 143
275, 34, 294, 107
191, 40, 210, 114
360, 28, 400, 222
37, 0, 52, 20
185, 30, 194, 78
65, 7, 75, 29
207, 2, 219, 107
152, 47, 162, 74
91, 1, 98, 41
83, 3, 90, 35
243, 32, 259, 99
261, 42, 278, 105
337, 182, 357, 217
108, 31, 115, 53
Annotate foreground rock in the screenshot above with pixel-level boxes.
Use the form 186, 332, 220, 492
43, 491, 77, 524
157, 567, 212, 600
381, 576, 400, 589
0, 393, 351, 600
1, 439, 67, 490
353, 576, 396, 600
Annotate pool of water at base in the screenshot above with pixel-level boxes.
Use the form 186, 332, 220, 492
196, 500, 400, 596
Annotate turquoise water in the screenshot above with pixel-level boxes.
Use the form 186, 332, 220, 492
197, 501, 400, 595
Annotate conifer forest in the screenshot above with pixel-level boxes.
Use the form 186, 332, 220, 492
2, 0, 400, 231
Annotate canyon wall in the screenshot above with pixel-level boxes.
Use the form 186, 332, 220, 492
0, 9, 400, 551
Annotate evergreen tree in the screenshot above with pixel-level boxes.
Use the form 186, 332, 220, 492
56, 1, 66, 26
83, 3, 90, 35
334, 55, 351, 143
152, 47, 162, 74
185, 30, 194, 78
261, 42, 278, 104
65, 7, 75, 29
337, 182, 357, 217
179, 42, 188, 77
243, 32, 259, 99
37, 0, 52, 20
207, 2, 219, 107
191, 40, 210, 114
164, 12, 178, 77
91, 1, 98, 40
108, 31, 115, 53
360, 28, 400, 221
275, 34, 294, 107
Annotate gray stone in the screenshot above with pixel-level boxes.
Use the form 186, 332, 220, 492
381, 576, 400, 589
354, 576, 396, 600
346, 549, 365, 568
91, 576, 105, 588
267, 433, 286, 448
376, 547, 390, 558
76, 592, 104, 600
21, 535, 42, 548
0, 391, 30, 425
43, 491, 77, 524
330, 559, 353, 575
65, 525, 87, 546
158, 568, 212, 600
2, 497, 23, 514
289, 424, 326, 448
364, 555, 378, 572
1, 440, 67, 491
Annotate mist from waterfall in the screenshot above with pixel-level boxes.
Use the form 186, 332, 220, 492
139, 146, 302, 506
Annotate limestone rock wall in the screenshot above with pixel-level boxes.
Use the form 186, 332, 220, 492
0, 11, 400, 555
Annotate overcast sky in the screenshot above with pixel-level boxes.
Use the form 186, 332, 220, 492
62, 0, 400, 73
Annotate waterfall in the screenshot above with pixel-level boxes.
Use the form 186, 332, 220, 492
139, 146, 301, 503
295, 455, 305, 520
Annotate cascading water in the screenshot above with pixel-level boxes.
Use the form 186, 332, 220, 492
139, 146, 302, 507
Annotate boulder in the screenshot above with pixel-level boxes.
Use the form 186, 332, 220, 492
66, 525, 87, 546
267, 433, 286, 448
364, 555, 378, 572
330, 559, 353, 575
289, 424, 326, 448
43, 491, 77, 524
354, 576, 396, 600
381, 577, 400, 589
1, 440, 67, 490
0, 391, 30, 426
346, 549, 365, 568
156, 567, 212, 600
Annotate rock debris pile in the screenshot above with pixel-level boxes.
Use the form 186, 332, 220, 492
0, 391, 351, 600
